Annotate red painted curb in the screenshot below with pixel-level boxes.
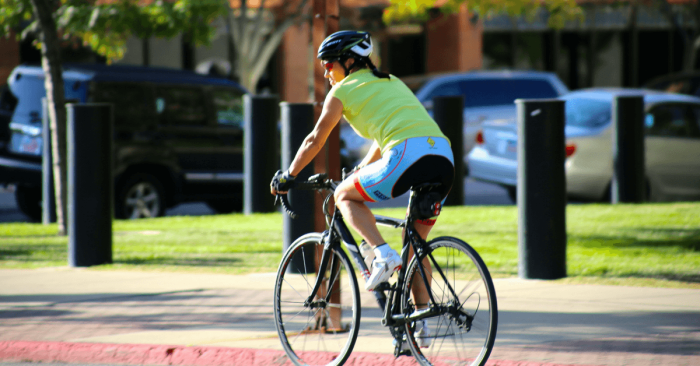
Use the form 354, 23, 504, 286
0, 340, 592, 366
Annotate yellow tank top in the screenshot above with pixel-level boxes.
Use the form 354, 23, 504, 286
328, 69, 449, 154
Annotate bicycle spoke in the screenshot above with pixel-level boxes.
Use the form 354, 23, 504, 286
289, 308, 318, 347
282, 276, 309, 302
301, 247, 311, 292
283, 305, 316, 326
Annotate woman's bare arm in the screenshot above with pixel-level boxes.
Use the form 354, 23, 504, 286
287, 95, 343, 177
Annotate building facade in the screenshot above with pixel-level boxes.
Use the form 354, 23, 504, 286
1, 1, 696, 102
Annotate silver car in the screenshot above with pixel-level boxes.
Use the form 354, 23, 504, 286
340, 70, 569, 170
468, 88, 700, 202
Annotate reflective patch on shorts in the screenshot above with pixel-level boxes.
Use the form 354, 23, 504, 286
353, 175, 375, 202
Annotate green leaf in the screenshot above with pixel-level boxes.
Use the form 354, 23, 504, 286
384, 0, 584, 29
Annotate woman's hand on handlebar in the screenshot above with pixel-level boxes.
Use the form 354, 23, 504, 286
270, 170, 296, 195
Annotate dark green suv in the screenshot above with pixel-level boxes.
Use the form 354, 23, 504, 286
0, 63, 247, 221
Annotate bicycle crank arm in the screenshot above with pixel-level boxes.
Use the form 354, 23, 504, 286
385, 306, 441, 327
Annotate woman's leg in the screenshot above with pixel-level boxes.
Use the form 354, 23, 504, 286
334, 178, 385, 247
408, 221, 434, 310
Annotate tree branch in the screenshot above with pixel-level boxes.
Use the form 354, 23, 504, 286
248, 0, 267, 50
248, 0, 307, 70
229, 5, 241, 47
239, 0, 248, 55
249, 15, 301, 87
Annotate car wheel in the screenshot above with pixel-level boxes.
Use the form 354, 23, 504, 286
116, 173, 166, 219
506, 186, 517, 204
207, 197, 243, 214
15, 184, 42, 222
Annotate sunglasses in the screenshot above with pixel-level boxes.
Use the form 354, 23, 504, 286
322, 59, 337, 71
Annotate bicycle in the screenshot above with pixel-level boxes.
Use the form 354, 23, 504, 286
273, 172, 498, 366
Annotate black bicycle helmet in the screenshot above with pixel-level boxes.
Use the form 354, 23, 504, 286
317, 30, 390, 79
317, 30, 372, 61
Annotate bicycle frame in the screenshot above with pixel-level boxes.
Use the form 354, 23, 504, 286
301, 187, 461, 331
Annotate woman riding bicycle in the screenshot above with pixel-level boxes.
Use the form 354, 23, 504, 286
270, 30, 455, 345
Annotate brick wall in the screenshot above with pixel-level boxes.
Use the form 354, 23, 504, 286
426, 6, 482, 73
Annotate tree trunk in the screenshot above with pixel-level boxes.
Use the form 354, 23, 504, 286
30, 0, 67, 236
232, 1, 309, 94
239, 59, 257, 93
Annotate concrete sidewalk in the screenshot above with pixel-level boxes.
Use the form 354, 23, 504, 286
0, 268, 699, 366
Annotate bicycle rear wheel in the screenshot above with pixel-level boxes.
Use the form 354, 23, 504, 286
401, 236, 498, 366
274, 233, 361, 366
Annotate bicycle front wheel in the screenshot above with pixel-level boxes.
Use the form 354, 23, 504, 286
274, 233, 361, 366
401, 236, 498, 366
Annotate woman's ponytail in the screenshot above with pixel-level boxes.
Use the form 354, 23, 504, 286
365, 57, 391, 80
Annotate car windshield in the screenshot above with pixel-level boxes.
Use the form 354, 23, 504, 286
564, 98, 611, 128
424, 78, 559, 108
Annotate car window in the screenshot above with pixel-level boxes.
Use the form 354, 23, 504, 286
651, 80, 693, 94
647, 76, 700, 98
155, 86, 207, 126
0, 84, 18, 113
424, 81, 461, 101
646, 105, 697, 138
694, 108, 700, 138
93, 82, 154, 126
564, 98, 611, 128
424, 78, 559, 108
212, 88, 244, 128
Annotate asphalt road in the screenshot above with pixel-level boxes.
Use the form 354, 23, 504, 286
0, 177, 513, 223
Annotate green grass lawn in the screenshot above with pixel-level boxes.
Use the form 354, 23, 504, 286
1, 203, 699, 288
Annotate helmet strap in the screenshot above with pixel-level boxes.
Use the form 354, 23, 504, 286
341, 57, 359, 77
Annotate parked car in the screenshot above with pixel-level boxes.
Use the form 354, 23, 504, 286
467, 88, 700, 203
0, 63, 247, 221
339, 70, 569, 171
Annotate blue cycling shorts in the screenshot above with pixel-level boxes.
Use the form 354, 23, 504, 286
353, 136, 454, 204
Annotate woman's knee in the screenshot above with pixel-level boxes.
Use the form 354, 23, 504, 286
334, 181, 364, 204
334, 185, 349, 204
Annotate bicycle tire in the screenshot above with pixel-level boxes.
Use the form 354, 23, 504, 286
274, 233, 361, 366
401, 236, 498, 366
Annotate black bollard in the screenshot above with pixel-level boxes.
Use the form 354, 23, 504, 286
244, 95, 279, 214
516, 99, 567, 280
281, 102, 316, 274
41, 98, 56, 224
612, 95, 646, 203
67, 103, 113, 267
432, 96, 465, 206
